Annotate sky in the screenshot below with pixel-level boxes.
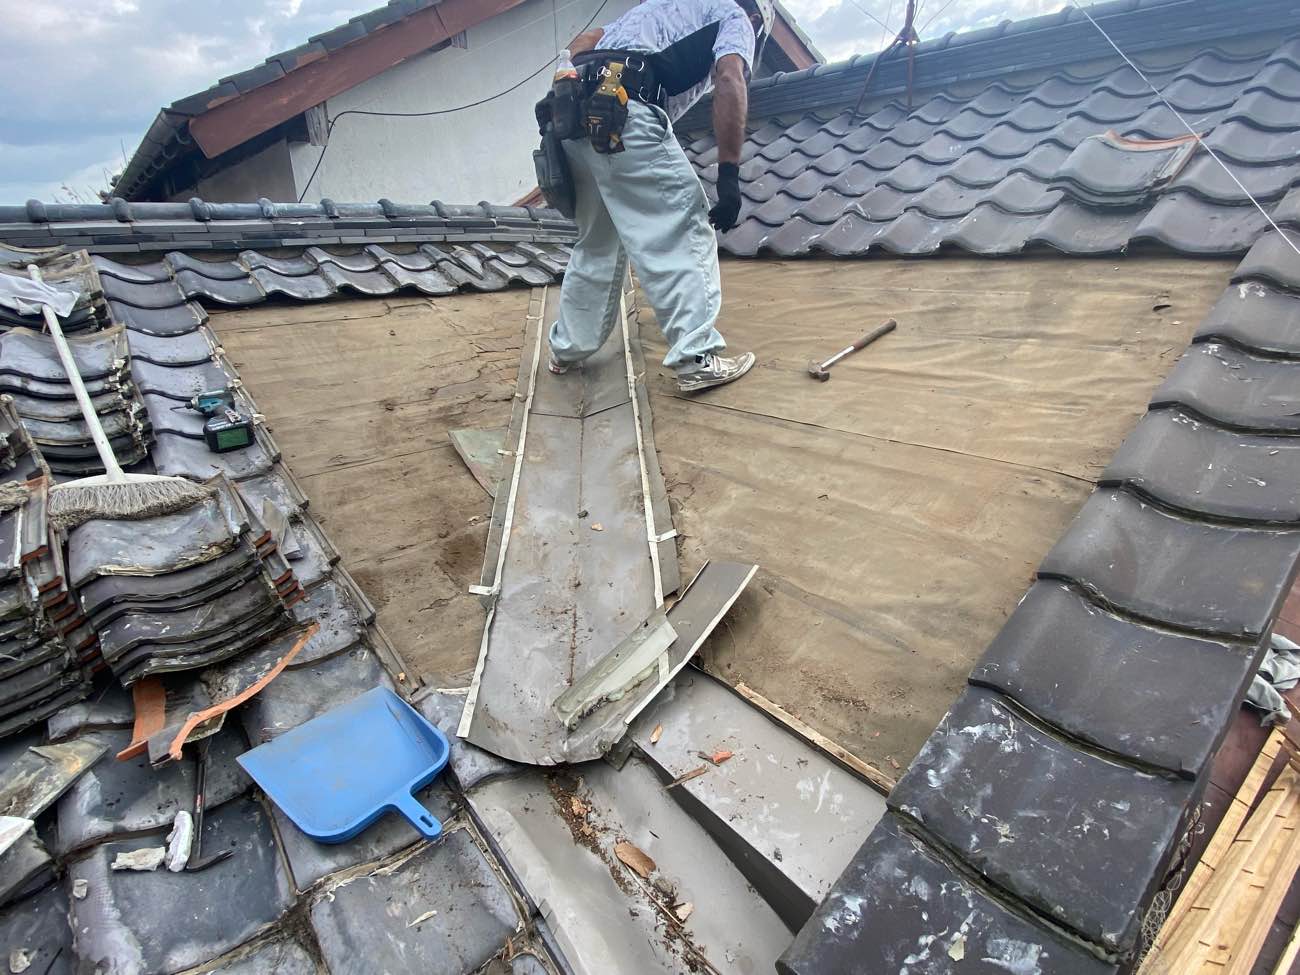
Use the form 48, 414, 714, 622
0, 0, 1066, 203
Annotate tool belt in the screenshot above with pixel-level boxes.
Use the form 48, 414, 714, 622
532, 51, 665, 213
576, 51, 664, 154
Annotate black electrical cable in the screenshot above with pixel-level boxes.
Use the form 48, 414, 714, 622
297, 0, 615, 203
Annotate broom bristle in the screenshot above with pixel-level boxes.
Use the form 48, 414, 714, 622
50, 478, 215, 532
0, 481, 30, 514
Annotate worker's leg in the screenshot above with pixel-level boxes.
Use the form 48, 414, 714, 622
586, 102, 726, 372
549, 141, 627, 368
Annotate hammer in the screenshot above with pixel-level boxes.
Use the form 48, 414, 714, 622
807, 319, 897, 381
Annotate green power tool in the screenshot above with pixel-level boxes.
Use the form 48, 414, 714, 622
171, 387, 255, 453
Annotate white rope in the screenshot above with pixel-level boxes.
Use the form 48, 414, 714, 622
1068, 0, 1300, 258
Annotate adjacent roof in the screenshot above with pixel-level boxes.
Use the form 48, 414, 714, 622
116, 0, 821, 202
679, 0, 1300, 257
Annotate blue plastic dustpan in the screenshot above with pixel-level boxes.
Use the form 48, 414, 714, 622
237, 686, 450, 844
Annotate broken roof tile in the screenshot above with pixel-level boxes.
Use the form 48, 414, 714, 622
1051, 133, 1196, 206
55, 725, 247, 854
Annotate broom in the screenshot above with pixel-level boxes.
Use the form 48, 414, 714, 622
25, 264, 212, 530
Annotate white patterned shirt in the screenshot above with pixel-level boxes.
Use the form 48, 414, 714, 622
596, 0, 756, 120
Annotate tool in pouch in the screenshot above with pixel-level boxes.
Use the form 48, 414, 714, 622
533, 50, 580, 217
584, 60, 630, 154
170, 386, 256, 453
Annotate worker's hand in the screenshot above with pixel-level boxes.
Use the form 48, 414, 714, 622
709, 162, 742, 233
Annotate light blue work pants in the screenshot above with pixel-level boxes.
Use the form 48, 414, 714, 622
549, 101, 726, 371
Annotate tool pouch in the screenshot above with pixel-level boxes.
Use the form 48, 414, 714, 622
550, 75, 584, 141
533, 123, 576, 218
585, 61, 630, 154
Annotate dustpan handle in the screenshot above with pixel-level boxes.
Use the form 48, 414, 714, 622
391, 791, 443, 840
25, 265, 126, 483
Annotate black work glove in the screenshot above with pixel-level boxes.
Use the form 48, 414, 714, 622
709, 162, 742, 233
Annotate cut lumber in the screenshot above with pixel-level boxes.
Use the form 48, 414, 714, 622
1140, 728, 1286, 973
734, 681, 896, 794
1223, 797, 1300, 975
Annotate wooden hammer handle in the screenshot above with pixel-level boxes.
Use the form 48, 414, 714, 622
852, 319, 897, 351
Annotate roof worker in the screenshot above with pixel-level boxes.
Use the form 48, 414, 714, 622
538, 0, 772, 392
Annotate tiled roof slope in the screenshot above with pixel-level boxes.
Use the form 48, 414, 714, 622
0, 199, 573, 253
779, 224, 1300, 968
681, 8, 1300, 257
0, 200, 573, 305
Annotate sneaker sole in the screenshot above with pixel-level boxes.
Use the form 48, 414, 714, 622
676, 354, 756, 393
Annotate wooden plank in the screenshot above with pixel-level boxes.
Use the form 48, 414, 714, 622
1144, 726, 1286, 970
1200, 783, 1300, 970
734, 680, 896, 794
1147, 763, 1298, 974
770, 13, 818, 70
1224, 798, 1300, 975
188, 0, 526, 159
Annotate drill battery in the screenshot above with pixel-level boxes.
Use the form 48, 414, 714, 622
203, 409, 255, 453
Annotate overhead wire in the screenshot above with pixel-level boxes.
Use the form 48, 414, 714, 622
846, 0, 894, 41
296, 0, 615, 202
1067, 0, 1300, 257
877, 0, 897, 53
918, 0, 958, 35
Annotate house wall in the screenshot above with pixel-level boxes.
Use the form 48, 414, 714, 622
286, 0, 639, 205
167, 138, 299, 204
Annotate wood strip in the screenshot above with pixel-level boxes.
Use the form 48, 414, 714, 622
1202, 783, 1300, 969
188, 0, 527, 158
1224, 796, 1300, 975
1143, 726, 1286, 973
734, 681, 896, 794
1150, 765, 1298, 974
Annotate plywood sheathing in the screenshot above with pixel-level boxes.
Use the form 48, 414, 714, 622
213, 254, 1234, 774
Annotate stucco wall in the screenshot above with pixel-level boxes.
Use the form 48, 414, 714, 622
168, 138, 298, 203
287, 0, 639, 205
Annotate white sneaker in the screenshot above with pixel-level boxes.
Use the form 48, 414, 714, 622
548, 354, 571, 375
676, 352, 756, 393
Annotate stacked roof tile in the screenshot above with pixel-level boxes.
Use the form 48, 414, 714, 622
69, 475, 303, 685
0, 477, 93, 737
684, 30, 1300, 257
